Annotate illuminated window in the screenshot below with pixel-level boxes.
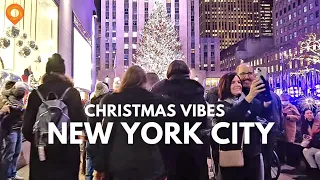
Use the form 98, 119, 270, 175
304, 6, 307, 12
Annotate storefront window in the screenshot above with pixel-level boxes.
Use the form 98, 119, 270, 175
0, 0, 58, 79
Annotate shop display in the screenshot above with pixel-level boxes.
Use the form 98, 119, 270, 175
27, 40, 36, 50
6, 26, 20, 38
35, 56, 41, 63
20, 33, 27, 40
18, 46, 31, 58
0, 1, 58, 90
16, 40, 24, 47
0, 37, 10, 49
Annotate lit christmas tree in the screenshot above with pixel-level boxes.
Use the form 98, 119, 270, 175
134, 0, 184, 79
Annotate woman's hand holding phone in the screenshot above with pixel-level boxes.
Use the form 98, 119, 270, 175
245, 79, 266, 103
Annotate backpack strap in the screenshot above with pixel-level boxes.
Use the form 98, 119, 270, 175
60, 87, 71, 100
35, 88, 46, 103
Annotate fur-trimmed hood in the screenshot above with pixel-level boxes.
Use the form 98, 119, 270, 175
41, 72, 74, 87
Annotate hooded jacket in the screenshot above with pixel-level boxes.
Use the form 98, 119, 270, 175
22, 74, 87, 180
0, 81, 26, 131
151, 75, 209, 180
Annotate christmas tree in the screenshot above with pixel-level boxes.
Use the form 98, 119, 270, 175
134, 0, 184, 79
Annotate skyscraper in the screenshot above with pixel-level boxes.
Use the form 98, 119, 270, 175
96, 0, 200, 83
200, 0, 273, 50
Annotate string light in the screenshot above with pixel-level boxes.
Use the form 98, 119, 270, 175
298, 96, 318, 111
134, 0, 185, 79
295, 33, 320, 64
290, 67, 320, 76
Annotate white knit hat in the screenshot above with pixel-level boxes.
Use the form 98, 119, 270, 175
94, 81, 109, 98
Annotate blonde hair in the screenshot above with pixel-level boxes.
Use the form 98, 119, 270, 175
117, 65, 147, 93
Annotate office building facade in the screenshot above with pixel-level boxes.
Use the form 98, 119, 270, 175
199, 0, 273, 50
273, 0, 320, 47
96, 0, 200, 85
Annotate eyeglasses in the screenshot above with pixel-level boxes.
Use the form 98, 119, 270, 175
239, 72, 254, 77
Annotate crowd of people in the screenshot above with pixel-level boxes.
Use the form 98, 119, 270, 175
0, 53, 319, 180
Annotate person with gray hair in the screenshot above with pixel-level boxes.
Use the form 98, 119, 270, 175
145, 72, 159, 91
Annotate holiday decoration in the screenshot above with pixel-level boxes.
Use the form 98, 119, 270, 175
35, 56, 41, 63
299, 96, 317, 110
290, 67, 320, 76
295, 33, 320, 64
6, 26, 20, 38
21, 33, 27, 40
28, 40, 36, 49
19, 46, 31, 57
28, 73, 41, 89
134, 0, 184, 79
0, 37, 10, 49
16, 40, 23, 47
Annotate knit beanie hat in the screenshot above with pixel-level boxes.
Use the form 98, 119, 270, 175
12, 82, 28, 98
94, 81, 109, 98
46, 53, 66, 74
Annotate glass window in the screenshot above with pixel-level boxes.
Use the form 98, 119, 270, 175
304, 16, 307, 23
304, 6, 307, 12
0, 0, 58, 75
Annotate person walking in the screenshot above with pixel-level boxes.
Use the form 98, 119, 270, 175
216, 72, 266, 180
22, 53, 87, 180
85, 81, 109, 180
91, 65, 166, 180
151, 60, 209, 180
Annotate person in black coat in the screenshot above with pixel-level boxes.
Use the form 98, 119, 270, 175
22, 54, 87, 180
151, 60, 209, 180
205, 86, 218, 104
85, 81, 109, 180
216, 72, 266, 180
91, 65, 166, 180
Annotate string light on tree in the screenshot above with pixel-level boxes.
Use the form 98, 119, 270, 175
295, 33, 320, 64
298, 96, 318, 111
134, 0, 185, 79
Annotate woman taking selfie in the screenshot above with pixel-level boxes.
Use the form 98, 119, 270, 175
216, 72, 266, 180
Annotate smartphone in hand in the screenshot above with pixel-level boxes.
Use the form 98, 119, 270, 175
255, 67, 268, 80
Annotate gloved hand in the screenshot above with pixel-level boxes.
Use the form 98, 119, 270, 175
260, 76, 272, 102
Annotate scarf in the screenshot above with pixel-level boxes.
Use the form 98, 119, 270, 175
223, 93, 246, 105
